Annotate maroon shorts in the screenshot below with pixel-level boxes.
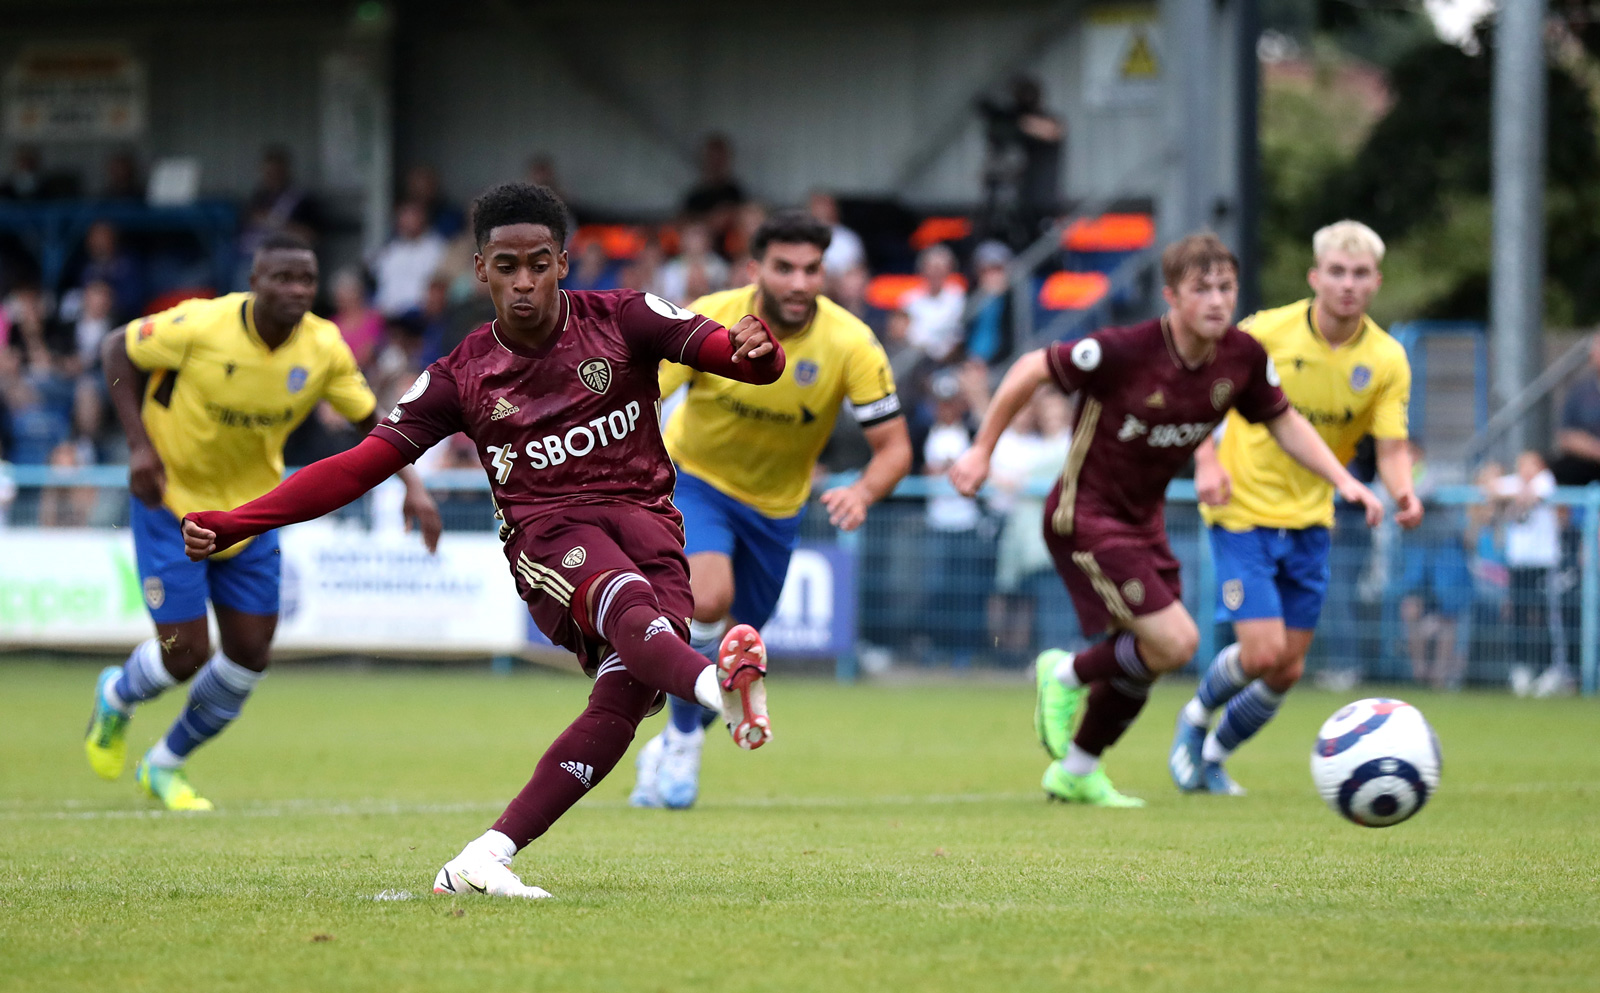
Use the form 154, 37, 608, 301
1042, 519, 1182, 639
503, 503, 693, 676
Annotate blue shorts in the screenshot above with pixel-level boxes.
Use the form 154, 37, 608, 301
1209, 525, 1330, 631
131, 499, 281, 624
674, 469, 803, 630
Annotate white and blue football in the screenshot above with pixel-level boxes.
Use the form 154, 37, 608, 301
1310, 698, 1441, 827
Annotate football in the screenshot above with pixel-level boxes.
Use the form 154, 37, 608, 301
1310, 698, 1442, 827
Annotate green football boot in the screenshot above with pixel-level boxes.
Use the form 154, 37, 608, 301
135, 755, 214, 812
1033, 650, 1086, 760
84, 667, 132, 781
1042, 762, 1146, 808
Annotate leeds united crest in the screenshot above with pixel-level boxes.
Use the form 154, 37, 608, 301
1211, 379, 1234, 411
579, 357, 612, 394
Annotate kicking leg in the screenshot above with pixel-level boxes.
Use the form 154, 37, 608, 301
438, 668, 660, 899
639, 551, 733, 809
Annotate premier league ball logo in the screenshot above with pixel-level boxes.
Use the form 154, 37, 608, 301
579, 357, 612, 394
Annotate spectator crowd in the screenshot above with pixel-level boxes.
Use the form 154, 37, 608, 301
2, 127, 1598, 693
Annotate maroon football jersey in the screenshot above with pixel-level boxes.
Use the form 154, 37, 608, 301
1044, 316, 1289, 541
373, 289, 724, 533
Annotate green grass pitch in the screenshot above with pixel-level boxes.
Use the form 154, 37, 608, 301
2, 658, 1597, 993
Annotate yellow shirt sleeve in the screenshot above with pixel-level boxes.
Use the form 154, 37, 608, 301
321, 341, 378, 422
659, 360, 694, 398
124, 305, 200, 371
844, 335, 896, 406
1371, 349, 1412, 440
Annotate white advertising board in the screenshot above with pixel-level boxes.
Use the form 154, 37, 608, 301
0, 524, 527, 655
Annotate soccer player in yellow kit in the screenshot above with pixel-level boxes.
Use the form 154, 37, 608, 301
82, 233, 441, 810
631, 210, 912, 809
1169, 220, 1423, 794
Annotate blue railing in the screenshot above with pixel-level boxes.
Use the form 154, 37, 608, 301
5, 464, 1596, 695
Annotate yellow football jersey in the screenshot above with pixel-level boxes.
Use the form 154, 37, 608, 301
126, 292, 376, 555
1203, 299, 1410, 531
661, 285, 899, 518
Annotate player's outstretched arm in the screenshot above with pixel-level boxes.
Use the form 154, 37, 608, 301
821, 417, 912, 530
1265, 409, 1384, 526
181, 435, 410, 561
686, 315, 786, 384
950, 348, 1052, 497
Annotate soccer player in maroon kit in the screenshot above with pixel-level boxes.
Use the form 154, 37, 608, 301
181, 183, 786, 897
950, 233, 1384, 806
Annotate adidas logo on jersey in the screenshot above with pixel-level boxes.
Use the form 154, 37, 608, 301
643, 616, 674, 641
1145, 390, 1165, 408
490, 397, 520, 420
560, 760, 594, 788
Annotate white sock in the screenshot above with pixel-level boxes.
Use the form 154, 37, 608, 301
1053, 654, 1083, 690
146, 739, 184, 769
1202, 731, 1231, 764
1182, 697, 1211, 728
693, 665, 724, 715
1061, 743, 1099, 776
472, 829, 517, 863
102, 679, 130, 714
688, 617, 726, 654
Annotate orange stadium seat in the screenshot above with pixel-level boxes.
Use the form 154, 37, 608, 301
909, 216, 972, 250
571, 224, 647, 260
142, 288, 215, 315
865, 274, 969, 311
1062, 213, 1155, 253
1038, 271, 1109, 311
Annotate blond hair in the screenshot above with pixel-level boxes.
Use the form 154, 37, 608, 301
1312, 220, 1385, 264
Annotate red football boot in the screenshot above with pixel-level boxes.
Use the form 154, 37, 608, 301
717, 623, 771, 750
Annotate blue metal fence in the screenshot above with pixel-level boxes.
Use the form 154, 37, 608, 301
4, 463, 1596, 695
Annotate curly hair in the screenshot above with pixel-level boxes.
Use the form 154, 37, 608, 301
471, 182, 571, 250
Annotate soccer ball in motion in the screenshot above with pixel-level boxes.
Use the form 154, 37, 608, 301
1310, 698, 1441, 827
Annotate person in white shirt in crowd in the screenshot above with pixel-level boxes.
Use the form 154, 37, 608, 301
71, 281, 117, 372
657, 221, 728, 306
808, 191, 865, 284
1488, 451, 1569, 695
903, 244, 967, 364
919, 365, 990, 664
988, 387, 1078, 662
369, 200, 447, 318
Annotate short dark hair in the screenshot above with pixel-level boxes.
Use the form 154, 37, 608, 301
471, 182, 570, 250
255, 231, 314, 257
1160, 231, 1238, 289
751, 209, 832, 260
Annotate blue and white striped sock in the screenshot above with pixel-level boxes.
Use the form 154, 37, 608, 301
1203, 680, 1284, 762
151, 653, 264, 768
670, 618, 724, 733
110, 638, 176, 713
1183, 643, 1248, 727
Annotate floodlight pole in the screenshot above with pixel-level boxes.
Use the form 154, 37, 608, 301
1490, 0, 1547, 459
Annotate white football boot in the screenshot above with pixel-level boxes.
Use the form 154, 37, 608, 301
628, 733, 666, 808
657, 724, 706, 809
434, 844, 552, 900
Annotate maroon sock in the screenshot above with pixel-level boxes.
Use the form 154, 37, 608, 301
491, 670, 658, 850
1072, 679, 1151, 757
604, 599, 709, 702
1071, 631, 1152, 685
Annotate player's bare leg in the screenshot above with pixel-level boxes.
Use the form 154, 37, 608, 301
1176, 619, 1311, 795
1042, 603, 1197, 807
